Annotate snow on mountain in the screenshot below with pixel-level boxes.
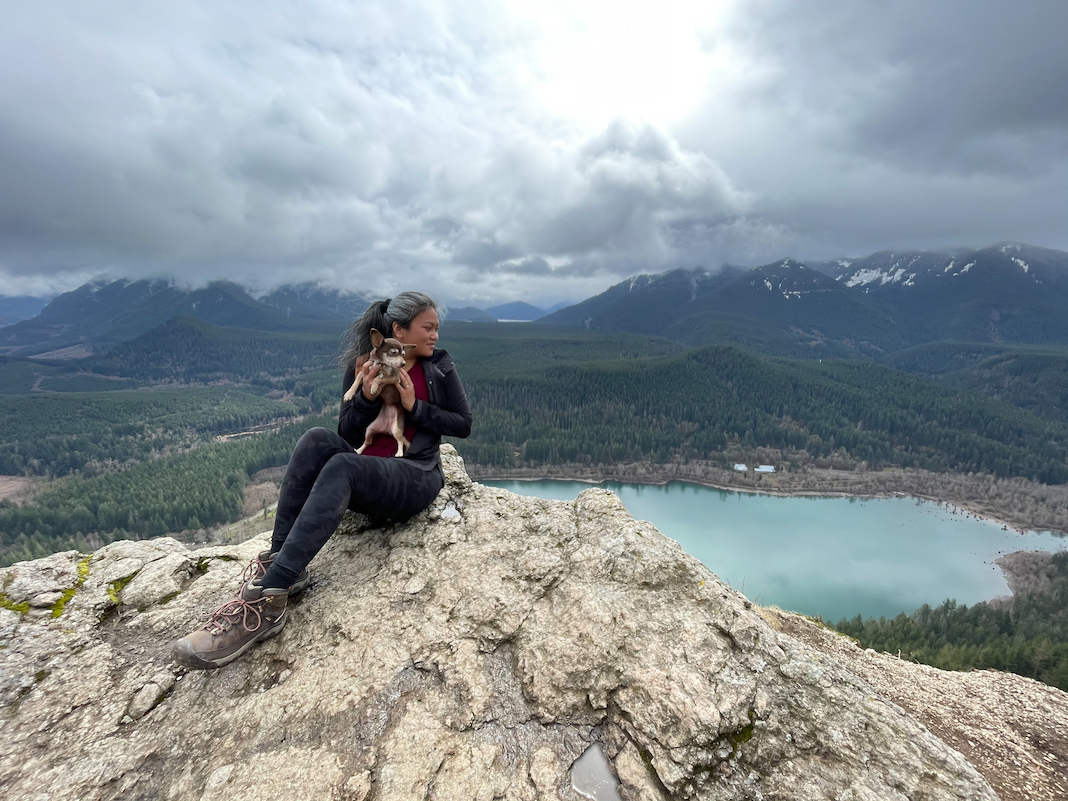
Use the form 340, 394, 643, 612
843, 267, 918, 288
816, 244, 1068, 296
744, 258, 835, 299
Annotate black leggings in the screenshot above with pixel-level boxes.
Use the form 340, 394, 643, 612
260, 427, 444, 590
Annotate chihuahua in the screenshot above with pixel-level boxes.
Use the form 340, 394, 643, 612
344, 329, 416, 456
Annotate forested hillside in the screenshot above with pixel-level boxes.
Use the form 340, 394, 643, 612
87, 316, 344, 387
834, 551, 1068, 690
0, 317, 349, 563
0, 416, 331, 564
884, 342, 1068, 424
445, 325, 1068, 484
0, 389, 306, 477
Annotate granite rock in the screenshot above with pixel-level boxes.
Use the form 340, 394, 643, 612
760, 606, 1068, 801
0, 445, 1005, 800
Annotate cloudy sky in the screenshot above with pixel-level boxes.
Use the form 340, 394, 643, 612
2, 0, 1066, 305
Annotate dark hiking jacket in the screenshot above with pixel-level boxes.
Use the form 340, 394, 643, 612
338, 349, 472, 472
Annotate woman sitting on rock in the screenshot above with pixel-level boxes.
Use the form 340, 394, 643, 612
173, 292, 472, 669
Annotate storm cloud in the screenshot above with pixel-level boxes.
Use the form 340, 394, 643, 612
1, 0, 1066, 304
680, 0, 1068, 257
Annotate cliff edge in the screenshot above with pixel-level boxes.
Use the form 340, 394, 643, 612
0, 446, 1058, 800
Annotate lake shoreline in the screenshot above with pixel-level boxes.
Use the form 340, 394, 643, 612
466, 461, 1068, 536
474, 466, 1068, 619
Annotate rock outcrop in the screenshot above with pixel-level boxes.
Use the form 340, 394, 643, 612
0, 445, 1036, 800
759, 608, 1068, 801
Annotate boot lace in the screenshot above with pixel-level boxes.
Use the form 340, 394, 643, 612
204, 594, 269, 635
241, 552, 271, 584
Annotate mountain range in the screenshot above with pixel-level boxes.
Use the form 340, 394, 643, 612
539, 242, 1068, 359
0, 280, 555, 357
2, 242, 1066, 360
0, 279, 369, 357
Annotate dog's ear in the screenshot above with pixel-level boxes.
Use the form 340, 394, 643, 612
402, 343, 417, 355
370, 329, 384, 348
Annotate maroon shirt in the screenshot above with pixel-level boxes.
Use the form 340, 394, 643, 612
361, 361, 428, 457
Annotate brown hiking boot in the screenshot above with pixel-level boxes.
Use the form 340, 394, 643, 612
172, 581, 288, 670
242, 550, 311, 596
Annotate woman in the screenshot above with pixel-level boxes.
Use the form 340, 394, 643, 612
173, 292, 471, 670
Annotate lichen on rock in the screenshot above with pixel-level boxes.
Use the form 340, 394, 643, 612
0, 445, 1013, 799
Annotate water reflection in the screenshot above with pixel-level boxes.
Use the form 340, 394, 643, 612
485, 479, 1066, 622
570, 743, 621, 801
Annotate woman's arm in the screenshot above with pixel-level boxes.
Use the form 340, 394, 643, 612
337, 363, 384, 447
408, 365, 472, 439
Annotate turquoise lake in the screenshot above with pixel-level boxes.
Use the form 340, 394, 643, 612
483, 480, 1067, 622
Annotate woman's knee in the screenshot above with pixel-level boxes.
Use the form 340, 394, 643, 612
295, 426, 336, 452
285, 428, 349, 481
318, 451, 363, 485
292, 428, 351, 465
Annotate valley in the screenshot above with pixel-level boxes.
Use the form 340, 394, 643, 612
1, 259, 1066, 568
0, 252, 1066, 696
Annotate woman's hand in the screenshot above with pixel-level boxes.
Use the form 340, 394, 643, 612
359, 361, 382, 401
398, 368, 416, 411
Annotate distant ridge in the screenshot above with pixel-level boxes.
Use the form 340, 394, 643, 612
0, 278, 359, 357
538, 265, 747, 333
807, 242, 1068, 343
484, 301, 544, 321
4, 241, 1066, 358
446, 306, 498, 323
540, 243, 1068, 357
258, 283, 372, 321
0, 295, 52, 328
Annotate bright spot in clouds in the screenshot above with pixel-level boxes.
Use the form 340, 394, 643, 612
522, 0, 726, 127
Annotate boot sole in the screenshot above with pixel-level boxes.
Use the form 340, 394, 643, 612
172, 611, 287, 670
